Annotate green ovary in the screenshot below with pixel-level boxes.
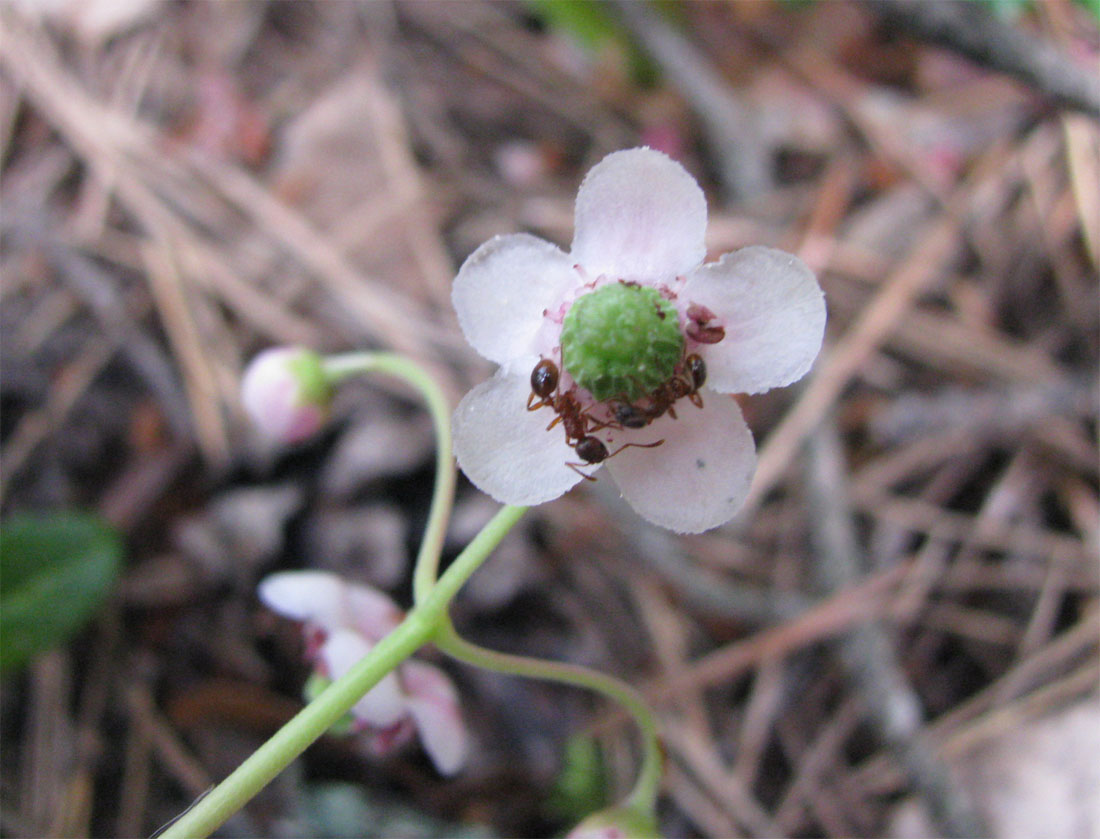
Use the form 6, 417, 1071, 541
560, 282, 684, 402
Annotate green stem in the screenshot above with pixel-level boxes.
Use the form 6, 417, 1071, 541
158, 610, 434, 839
160, 505, 527, 839
322, 352, 455, 605
434, 620, 662, 815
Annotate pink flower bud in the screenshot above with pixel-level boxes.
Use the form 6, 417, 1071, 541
240, 347, 331, 443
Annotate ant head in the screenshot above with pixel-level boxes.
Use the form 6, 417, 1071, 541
686, 354, 706, 389
530, 358, 559, 399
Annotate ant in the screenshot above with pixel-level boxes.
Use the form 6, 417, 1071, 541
527, 358, 664, 479
567, 435, 664, 481
609, 352, 707, 428
527, 359, 609, 442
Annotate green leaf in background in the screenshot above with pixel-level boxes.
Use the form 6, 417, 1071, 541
524, 0, 660, 86
0, 511, 123, 672
545, 734, 609, 823
300, 782, 494, 839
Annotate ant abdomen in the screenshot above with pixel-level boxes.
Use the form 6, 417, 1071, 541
574, 435, 609, 464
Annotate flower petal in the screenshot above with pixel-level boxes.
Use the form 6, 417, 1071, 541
681, 247, 825, 395
571, 148, 706, 284
401, 660, 467, 775
258, 570, 347, 632
344, 583, 404, 642
319, 629, 407, 728
453, 362, 586, 506
605, 391, 756, 533
452, 233, 579, 365
258, 570, 403, 640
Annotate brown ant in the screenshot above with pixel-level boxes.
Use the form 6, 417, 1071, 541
567, 435, 664, 481
527, 358, 612, 443
527, 358, 559, 409
527, 358, 665, 480
608, 352, 707, 427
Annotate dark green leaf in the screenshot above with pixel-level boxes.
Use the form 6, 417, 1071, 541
0, 511, 123, 672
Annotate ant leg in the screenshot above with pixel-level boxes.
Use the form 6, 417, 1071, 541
567, 461, 598, 481
545, 414, 563, 431
605, 439, 665, 459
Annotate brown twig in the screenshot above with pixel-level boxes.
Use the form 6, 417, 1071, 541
805, 416, 986, 838
869, 0, 1100, 117
610, 0, 773, 201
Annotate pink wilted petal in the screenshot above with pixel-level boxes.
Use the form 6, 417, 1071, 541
605, 391, 756, 533
682, 247, 825, 395
571, 148, 706, 284
452, 362, 586, 506
319, 629, 407, 729
401, 660, 468, 775
452, 233, 580, 365
361, 718, 416, 757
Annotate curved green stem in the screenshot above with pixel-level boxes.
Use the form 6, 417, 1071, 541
160, 505, 527, 839
434, 620, 662, 814
322, 352, 455, 604
158, 610, 434, 839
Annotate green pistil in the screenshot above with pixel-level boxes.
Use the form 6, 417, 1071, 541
560, 282, 684, 402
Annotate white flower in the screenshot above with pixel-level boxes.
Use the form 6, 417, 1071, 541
240, 347, 330, 444
452, 148, 825, 533
258, 571, 467, 775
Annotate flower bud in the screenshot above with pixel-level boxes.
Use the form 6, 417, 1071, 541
240, 347, 331, 443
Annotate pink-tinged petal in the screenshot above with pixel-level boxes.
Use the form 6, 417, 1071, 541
361, 718, 416, 756
343, 582, 404, 643
452, 233, 580, 365
258, 570, 347, 632
681, 247, 825, 395
319, 630, 407, 728
453, 363, 586, 506
258, 571, 403, 641
571, 148, 706, 284
401, 660, 467, 775
605, 391, 756, 533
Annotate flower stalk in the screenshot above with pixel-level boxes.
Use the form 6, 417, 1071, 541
321, 352, 455, 604
160, 503, 527, 839
436, 618, 662, 816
